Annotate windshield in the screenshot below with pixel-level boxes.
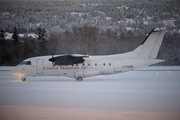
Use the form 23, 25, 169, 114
19, 61, 31, 65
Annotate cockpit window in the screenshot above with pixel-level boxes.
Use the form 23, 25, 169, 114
26, 61, 31, 65
19, 61, 26, 65
19, 61, 31, 65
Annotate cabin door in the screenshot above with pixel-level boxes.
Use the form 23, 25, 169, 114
114, 60, 122, 72
36, 59, 44, 74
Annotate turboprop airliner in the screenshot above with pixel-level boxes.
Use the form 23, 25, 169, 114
11, 27, 166, 81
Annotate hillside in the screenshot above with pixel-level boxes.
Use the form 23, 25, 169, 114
0, 0, 179, 33
0, 0, 180, 66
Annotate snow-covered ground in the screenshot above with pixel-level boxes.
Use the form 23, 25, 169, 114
0, 66, 180, 120
5, 32, 38, 40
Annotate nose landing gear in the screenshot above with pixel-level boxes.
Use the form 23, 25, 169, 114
21, 77, 26, 81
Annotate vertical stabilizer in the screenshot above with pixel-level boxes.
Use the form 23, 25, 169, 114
133, 27, 166, 59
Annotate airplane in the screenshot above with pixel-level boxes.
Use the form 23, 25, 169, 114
11, 27, 166, 81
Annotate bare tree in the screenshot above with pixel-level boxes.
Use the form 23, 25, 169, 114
37, 27, 48, 55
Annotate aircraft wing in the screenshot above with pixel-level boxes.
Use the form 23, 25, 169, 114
49, 54, 88, 65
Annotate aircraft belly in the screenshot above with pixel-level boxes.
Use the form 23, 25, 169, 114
59, 70, 100, 78
83, 71, 100, 77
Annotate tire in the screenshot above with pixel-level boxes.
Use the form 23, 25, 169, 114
21, 78, 26, 81
76, 76, 83, 81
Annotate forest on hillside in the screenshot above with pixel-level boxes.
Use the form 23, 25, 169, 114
0, 0, 180, 66
0, 0, 179, 33
0, 25, 180, 66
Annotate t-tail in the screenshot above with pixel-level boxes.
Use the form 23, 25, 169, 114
133, 27, 166, 59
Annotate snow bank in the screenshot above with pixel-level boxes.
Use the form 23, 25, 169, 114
135, 66, 180, 71
0, 66, 14, 71
5, 32, 38, 40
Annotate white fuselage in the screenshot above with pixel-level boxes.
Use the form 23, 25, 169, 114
11, 55, 163, 80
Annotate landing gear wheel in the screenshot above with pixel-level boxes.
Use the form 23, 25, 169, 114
21, 78, 26, 81
76, 76, 83, 81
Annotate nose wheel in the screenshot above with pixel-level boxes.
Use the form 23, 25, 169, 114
21, 78, 26, 81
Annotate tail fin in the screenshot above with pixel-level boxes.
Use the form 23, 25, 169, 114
133, 27, 166, 59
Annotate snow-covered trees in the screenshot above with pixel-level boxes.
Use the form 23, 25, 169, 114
0, 0, 179, 33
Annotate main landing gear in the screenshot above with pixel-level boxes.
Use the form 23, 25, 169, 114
76, 76, 83, 81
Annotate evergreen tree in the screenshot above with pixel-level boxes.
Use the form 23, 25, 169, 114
12, 27, 19, 45
0, 29, 6, 65
12, 27, 21, 64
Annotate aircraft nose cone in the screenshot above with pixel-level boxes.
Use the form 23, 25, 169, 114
11, 67, 17, 75
11, 66, 22, 76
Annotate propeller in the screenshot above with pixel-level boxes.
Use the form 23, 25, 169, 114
52, 54, 55, 66
49, 48, 55, 66
49, 54, 88, 66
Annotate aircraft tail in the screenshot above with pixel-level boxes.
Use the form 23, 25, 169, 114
133, 27, 166, 59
